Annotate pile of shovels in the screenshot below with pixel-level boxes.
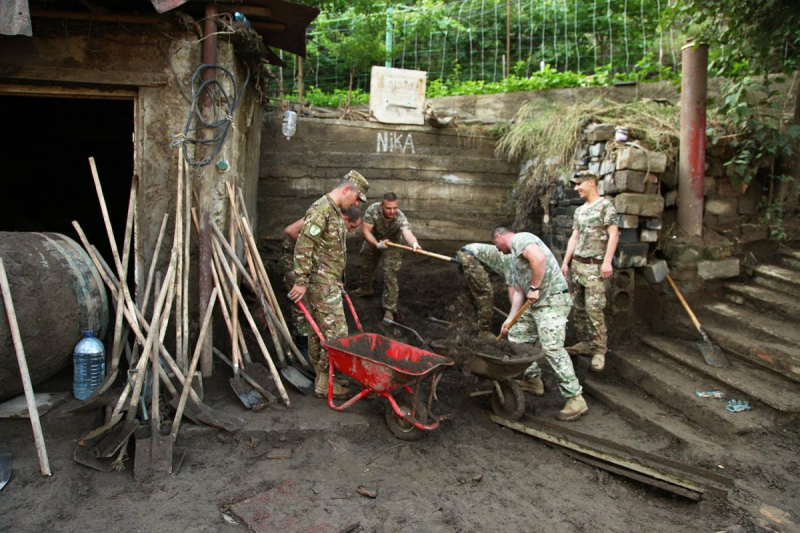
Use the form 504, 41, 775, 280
70, 154, 309, 479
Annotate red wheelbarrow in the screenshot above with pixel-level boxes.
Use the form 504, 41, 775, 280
297, 294, 454, 441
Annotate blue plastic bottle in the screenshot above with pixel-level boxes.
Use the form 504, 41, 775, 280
73, 330, 106, 401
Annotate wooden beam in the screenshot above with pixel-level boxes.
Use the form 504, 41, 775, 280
0, 66, 166, 88
215, 5, 272, 19
30, 9, 160, 25
490, 414, 732, 499
0, 84, 137, 99
250, 21, 286, 31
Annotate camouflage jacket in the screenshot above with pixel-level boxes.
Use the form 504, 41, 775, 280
510, 232, 569, 306
573, 198, 619, 259
293, 195, 346, 287
462, 243, 512, 285
363, 202, 411, 242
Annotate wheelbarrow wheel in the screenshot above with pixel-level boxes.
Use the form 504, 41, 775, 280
385, 391, 428, 442
490, 379, 526, 420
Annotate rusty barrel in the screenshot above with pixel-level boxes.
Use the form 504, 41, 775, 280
0, 232, 109, 401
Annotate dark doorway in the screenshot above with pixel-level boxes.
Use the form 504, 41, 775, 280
1, 95, 135, 267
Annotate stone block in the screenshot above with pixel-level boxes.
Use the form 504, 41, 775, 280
705, 197, 738, 216
608, 268, 635, 315
616, 147, 668, 173
715, 178, 740, 197
642, 260, 669, 284
661, 164, 678, 188
670, 263, 697, 281
618, 214, 639, 228
553, 205, 579, 217
603, 175, 618, 195
645, 181, 659, 195
613, 170, 647, 193
614, 193, 665, 217
600, 159, 616, 176
662, 240, 703, 263
618, 228, 639, 243
704, 176, 716, 197
739, 223, 767, 244
697, 258, 740, 280
590, 156, 600, 163
597, 180, 606, 196
613, 243, 648, 268
589, 142, 606, 157
640, 229, 659, 243
589, 161, 601, 174
585, 123, 615, 142
665, 189, 678, 207
642, 218, 662, 230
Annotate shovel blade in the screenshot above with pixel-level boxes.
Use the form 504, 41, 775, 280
697, 340, 729, 368
150, 429, 174, 474
170, 397, 247, 433
0, 452, 11, 490
230, 377, 269, 410
282, 366, 313, 395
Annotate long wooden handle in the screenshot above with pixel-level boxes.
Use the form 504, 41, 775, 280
496, 300, 533, 340
385, 241, 459, 263
665, 275, 702, 332
0, 259, 52, 476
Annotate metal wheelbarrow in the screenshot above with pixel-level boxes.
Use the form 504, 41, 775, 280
297, 294, 454, 441
466, 352, 539, 420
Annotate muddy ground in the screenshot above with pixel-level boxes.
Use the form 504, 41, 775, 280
1, 246, 798, 532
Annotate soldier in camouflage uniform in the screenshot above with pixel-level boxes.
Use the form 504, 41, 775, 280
281, 206, 363, 360
289, 171, 370, 398
351, 193, 422, 323
492, 226, 588, 422
456, 243, 512, 337
561, 171, 620, 373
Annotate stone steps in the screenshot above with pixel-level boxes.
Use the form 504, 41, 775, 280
608, 348, 769, 436
701, 301, 800, 347
779, 248, 800, 271
641, 336, 800, 413
752, 264, 800, 298
723, 283, 800, 320
583, 376, 726, 457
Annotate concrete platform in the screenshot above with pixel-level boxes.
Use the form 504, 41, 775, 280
701, 302, 800, 346
753, 264, 800, 297
724, 283, 800, 319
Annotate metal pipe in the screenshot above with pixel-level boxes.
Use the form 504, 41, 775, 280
677, 41, 708, 237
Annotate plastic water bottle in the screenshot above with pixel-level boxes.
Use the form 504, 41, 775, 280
282, 110, 297, 140
73, 330, 106, 401
234, 12, 251, 28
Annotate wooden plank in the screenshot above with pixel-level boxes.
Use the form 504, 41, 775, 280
0, 84, 136, 99
0, 66, 166, 87
0, 392, 70, 419
560, 449, 702, 501
490, 414, 732, 498
30, 9, 160, 24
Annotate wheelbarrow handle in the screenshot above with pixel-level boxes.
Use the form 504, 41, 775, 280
341, 290, 363, 333
294, 299, 328, 348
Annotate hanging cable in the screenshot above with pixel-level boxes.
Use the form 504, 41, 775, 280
175, 64, 248, 168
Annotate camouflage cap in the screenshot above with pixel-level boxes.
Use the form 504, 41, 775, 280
345, 170, 369, 202
570, 170, 599, 184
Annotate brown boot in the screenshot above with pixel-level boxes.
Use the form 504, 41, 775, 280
314, 372, 350, 399
590, 352, 606, 372
518, 376, 545, 396
557, 394, 588, 421
565, 342, 592, 356
351, 287, 374, 297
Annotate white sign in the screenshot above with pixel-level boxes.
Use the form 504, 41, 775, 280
369, 66, 427, 125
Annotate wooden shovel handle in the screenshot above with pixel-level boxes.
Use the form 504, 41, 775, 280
496, 299, 533, 340
665, 275, 702, 333
385, 242, 459, 263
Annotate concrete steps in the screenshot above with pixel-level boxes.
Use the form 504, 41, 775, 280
608, 348, 769, 436
723, 283, 800, 320
583, 376, 726, 456
779, 248, 800, 271
701, 301, 800, 347
641, 336, 800, 413
752, 264, 800, 298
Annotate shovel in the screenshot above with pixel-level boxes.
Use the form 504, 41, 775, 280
385, 241, 461, 264
665, 275, 729, 368
0, 453, 11, 490
213, 347, 275, 408
382, 317, 435, 351
496, 300, 532, 340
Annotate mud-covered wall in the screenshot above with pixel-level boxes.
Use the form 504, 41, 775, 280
0, 21, 261, 292
258, 118, 517, 249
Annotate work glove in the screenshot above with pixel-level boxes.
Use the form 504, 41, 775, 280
376, 240, 389, 250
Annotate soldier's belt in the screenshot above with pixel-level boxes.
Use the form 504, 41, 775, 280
572, 255, 603, 265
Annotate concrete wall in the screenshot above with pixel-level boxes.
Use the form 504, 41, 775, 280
0, 21, 262, 292
258, 118, 518, 249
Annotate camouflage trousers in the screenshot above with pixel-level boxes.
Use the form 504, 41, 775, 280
306, 282, 348, 374
279, 240, 308, 337
508, 293, 582, 398
456, 251, 493, 331
360, 243, 403, 312
569, 261, 608, 356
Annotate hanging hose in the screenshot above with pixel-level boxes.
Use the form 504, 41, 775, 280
174, 63, 250, 167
